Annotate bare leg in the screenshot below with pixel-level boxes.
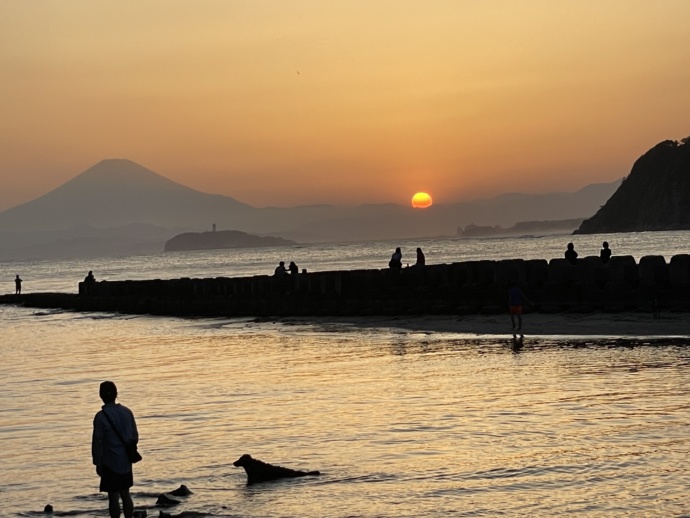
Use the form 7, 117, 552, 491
120, 489, 134, 518
107, 491, 121, 518
510, 314, 516, 329
516, 314, 522, 331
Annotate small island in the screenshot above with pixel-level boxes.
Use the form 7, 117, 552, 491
164, 229, 297, 252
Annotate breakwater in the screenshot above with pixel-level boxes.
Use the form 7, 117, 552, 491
3, 254, 690, 317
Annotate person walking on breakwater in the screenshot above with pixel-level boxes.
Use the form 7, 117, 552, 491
565, 243, 578, 265
389, 247, 402, 269
15, 274, 22, 295
288, 261, 299, 275
274, 261, 287, 276
508, 284, 532, 334
600, 241, 612, 263
92, 381, 139, 518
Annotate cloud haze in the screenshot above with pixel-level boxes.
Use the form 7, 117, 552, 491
1, 1, 689, 211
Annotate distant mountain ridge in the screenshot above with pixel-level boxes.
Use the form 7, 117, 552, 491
0, 158, 621, 260
576, 137, 690, 234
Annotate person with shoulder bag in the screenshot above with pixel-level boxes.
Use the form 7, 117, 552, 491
92, 381, 140, 518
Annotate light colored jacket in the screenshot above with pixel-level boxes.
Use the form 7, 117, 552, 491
92, 402, 139, 474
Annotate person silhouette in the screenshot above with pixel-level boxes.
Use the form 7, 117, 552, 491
288, 261, 299, 275
600, 241, 612, 263
414, 247, 425, 267
92, 381, 139, 518
564, 243, 578, 265
508, 284, 531, 333
388, 247, 402, 269
274, 261, 287, 276
15, 274, 22, 295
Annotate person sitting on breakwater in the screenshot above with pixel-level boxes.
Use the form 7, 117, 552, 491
414, 247, 426, 267
389, 247, 402, 269
83, 271, 97, 295
565, 243, 578, 265
15, 274, 22, 295
274, 261, 287, 276
288, 261, 299, 275
600, 241, 612, 263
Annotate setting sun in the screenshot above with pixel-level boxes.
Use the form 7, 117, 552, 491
411, 192, 433, 209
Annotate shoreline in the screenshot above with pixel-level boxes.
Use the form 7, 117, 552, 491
283, 312, 690, 338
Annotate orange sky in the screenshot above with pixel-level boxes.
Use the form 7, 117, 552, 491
1, 1, 689, 211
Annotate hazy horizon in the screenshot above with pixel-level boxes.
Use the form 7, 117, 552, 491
1, 2, 689, 212
0, 157, 622, 214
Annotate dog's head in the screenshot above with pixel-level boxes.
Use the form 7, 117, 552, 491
233, 454, 253, 467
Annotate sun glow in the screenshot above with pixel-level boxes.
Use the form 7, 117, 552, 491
411, 192, 432, 208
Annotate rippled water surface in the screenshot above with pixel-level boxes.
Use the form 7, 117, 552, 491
2, 304, 690, 517
2, 233, 690, 516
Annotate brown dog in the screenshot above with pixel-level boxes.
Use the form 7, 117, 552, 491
233, 454, 320, 485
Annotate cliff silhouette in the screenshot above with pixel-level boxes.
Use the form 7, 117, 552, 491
576, 137, 690, 234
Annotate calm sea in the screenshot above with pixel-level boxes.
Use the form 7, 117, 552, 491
2, 232, 690, 517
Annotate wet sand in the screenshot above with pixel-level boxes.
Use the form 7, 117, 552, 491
297, 312, 690, 338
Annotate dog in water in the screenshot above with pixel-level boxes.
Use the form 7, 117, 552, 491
233, 454, 320, 485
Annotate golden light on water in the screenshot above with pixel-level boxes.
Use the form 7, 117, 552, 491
411, 192, 432, 208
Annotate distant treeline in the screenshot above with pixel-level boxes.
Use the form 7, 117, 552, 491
457, 218, 585, 238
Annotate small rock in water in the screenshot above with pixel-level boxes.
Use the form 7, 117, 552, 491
170, 484, 193, 496
156, 493, 181, 507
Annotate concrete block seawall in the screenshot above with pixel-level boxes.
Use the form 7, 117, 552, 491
50, 254, 690, 318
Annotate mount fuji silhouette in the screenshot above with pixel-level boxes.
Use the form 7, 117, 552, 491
0, 159, 254, 232
0, 158, 621, 260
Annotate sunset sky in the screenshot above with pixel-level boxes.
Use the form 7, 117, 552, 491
1, 1, 689, 212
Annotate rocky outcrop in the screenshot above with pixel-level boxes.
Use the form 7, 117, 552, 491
164, 230, 297, 252
575, 137, 690, 234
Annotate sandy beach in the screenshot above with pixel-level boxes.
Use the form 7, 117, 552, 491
295, 312, 690, 339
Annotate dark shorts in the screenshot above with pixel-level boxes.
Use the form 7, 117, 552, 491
99, 465, 133, 493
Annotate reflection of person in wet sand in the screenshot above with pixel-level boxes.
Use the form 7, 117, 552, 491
508, 284, 532, 335
15, 274, 22, 295
511, 334, 524, 352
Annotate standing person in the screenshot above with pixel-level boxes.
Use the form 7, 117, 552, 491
600, 241, 612, 263
564, 243, 578, 265
508, 284, 531, 334
15, 274, 22, 294
92, 381, 139, 518
388, 247, 402, 269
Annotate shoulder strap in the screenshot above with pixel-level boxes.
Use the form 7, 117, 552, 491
101, 408, 128, 446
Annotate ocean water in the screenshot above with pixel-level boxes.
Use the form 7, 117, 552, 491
2, 232, 690, 517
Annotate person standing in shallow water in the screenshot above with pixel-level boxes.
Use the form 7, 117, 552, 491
508, 284, 532, 335
92, 381, 139, 518
15, 274, 22, 294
